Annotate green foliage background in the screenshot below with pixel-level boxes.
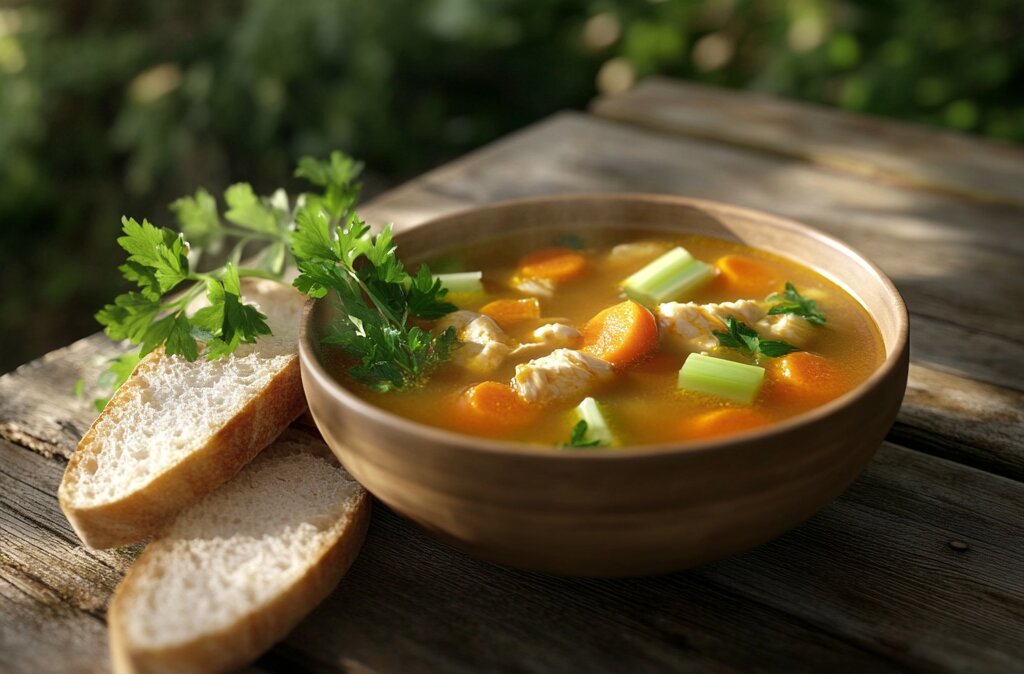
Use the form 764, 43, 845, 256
1, 0, 1021, 372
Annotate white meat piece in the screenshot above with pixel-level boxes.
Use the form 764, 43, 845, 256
607, 240, 673, 264
657, 300, 765, 353
657, 299, 817, 352
511, 348, 614, 405
434, 310, 479, 334
435, 310, 513, 375
533, 322, 581, 345
755, 312, 815, 347
510, 275, 555, 298
509, 322, 583, 361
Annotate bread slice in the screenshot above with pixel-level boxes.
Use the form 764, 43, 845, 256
108, 432, 370, 674
59, 280, 308, 548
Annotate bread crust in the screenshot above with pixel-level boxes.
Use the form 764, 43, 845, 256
107, 487, 371, 674
58, 352, 306, 549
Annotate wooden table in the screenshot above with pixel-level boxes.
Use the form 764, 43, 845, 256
3, 78, 1023, 673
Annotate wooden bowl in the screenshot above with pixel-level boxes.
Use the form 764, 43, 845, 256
299, 194, 909, 577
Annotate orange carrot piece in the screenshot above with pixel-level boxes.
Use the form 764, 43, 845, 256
686, 408, 771, 440
581, 300, 659, 368
766, 352, 846, 408
451, 381, 538, 437
517, 247, 588, 283
715, 255, 779, 297
479, 297, 541, 330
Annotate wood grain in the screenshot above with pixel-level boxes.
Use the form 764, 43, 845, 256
325, 444, 1022, 673
4, 435, 1022, 674
592, 78, 1024, 207
894, 364, 1024, 481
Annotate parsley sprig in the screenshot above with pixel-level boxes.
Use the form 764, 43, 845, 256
766, 282, 826, 325
95, 218, 272, 362
290, 210, 458, 392
563, 420, 602, 448
713, 317, 799, 362
91, 150, 459, 404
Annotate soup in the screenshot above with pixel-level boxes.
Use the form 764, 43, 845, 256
327, 229, 884, 447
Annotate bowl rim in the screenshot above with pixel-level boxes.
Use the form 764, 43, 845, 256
298, 192, 909, 461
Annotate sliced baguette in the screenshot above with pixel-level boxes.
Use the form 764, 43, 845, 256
108, 432, 370, 674
59, 280, 307, 548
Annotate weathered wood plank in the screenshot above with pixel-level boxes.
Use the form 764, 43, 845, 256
894, 365, 1024, 481
383, 112, 1024, 392
0, 333, 118, 461
0, 437, 318, 674
592, 78, 1024, 207
0, 437, 903, 674
3, 417, 1022, 672
0, 438, 130, 674
0, 575, 110, 674
233, 443, 1024, 673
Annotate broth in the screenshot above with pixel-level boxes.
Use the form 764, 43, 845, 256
327, 229, 885, 447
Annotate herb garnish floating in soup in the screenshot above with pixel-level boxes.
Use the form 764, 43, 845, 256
325, 231, 885, 447
293, 215, 461, 392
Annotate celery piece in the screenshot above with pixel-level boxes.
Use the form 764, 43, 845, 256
574, 396, 616, 447
621, 246, 715, 305
677, 353, 765, 404
435, 271, 484, 295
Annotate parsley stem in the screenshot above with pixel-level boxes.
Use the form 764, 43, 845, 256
344, 268, 403, 327
169, 281, 208, 311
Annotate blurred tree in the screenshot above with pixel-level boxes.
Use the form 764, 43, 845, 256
0, 0, 1020, 371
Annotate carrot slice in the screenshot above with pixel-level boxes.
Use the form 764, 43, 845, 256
451, 382, 538, 437
479, 297, 541, 330
766, 352, 846, 408
517, 247, 588, 283
686, 408, 771, 440
715, 255, 779, 297
581, 300, 659, 368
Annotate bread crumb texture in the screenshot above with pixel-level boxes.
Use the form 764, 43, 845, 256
65, 281, 303, 506
120, 451, 361, 649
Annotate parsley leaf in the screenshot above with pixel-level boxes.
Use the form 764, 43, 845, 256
117, 218, 190, 296
295, 151, 364, 222
713, 317, 799, 362
767, 282, 826, 325
291, 209, 459, 392
563, 420, 602, 448
97, 216, 275, 366
224, 183, 280, 235
169, 188, 222, 251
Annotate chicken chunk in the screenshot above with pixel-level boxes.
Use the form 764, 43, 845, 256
607, 240, 673, 265
510, 275, 555, 298
533, 322, 581, 344
509, 322, 583, 361
511, 348, 614, 405
657, 299, 815, 353
656, 300, 764, 353
757, 312, 815, 346
435, 310, 514, 375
